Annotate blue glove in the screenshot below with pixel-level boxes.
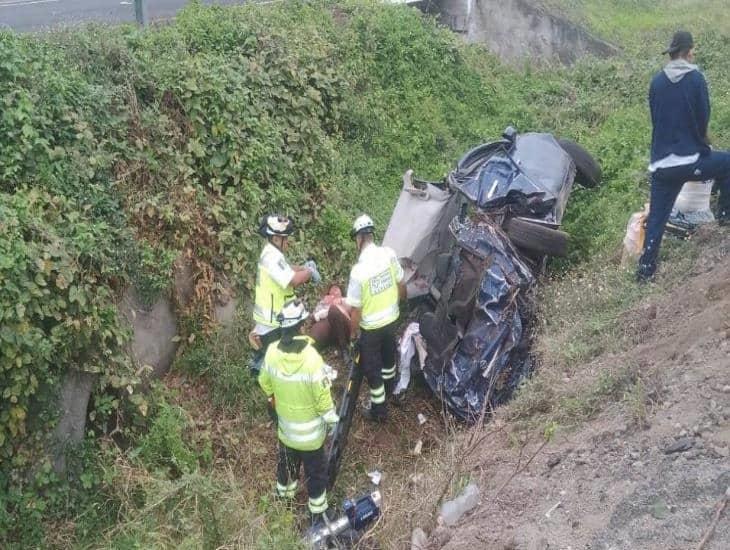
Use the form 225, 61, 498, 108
304, 259, 322, 284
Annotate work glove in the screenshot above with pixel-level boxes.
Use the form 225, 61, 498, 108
304, 259, 322, 284
323, 364, 338, 383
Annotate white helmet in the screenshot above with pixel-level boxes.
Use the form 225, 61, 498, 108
350, 214, 375, 238
259, 214, 295, 237
277, 299, 309, 329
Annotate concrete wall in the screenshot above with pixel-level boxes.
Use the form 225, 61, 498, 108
425, 0, 618, 65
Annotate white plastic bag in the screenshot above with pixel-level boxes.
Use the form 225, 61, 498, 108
621, 204, 648, 265
673, 180, 715, 225
674, 180, 713, 212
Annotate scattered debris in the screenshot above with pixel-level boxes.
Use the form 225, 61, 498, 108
409, 473, 424, 487
417, 413, 427, 425
411, 527, 428, 550
664, 437, 694, 454
429, 525, 452, 548
367, 470, 382, 486
413, 439, 423, 456
547, 455, 562, 469
545, 500, 562, 519
440, 483, 480, 526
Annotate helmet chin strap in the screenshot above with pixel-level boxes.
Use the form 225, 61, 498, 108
270, 235, 286, 251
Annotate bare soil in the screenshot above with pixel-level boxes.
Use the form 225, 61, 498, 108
432, 227, 730, 550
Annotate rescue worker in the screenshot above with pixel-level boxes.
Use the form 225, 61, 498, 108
252, 214, 321, 356
345, 214, 405, 422
258, 299, 339, 526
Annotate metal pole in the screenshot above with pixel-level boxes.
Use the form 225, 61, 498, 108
134, 0, 148, 26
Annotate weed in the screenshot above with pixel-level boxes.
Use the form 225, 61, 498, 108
133, 402, 198, 477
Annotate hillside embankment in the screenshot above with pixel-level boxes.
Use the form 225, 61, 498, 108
429, 226, 730, 550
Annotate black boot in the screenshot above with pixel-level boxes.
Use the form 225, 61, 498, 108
636, 261, 656, 284
361, 402, 388, 423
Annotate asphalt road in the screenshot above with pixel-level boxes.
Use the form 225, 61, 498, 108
0, 0, 247, 32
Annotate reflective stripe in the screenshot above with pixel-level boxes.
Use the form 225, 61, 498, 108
322, 408, 339, 424
361, 302, 399, 327
278, 416, 324, 433
309, 502, 328, 514
262, 364, 325, 384
276, 481, 297, 498
382, 366, 396, 380
309, 492, 327, 505
279, 426, 324, 443
308, 491, 328, 514
370, 384, 386, 404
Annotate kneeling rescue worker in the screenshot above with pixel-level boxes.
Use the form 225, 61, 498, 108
253, 214, 321, 354
257, 299, 339, 527
345, 214, 405, 422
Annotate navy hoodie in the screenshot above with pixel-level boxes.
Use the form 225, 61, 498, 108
649, 60, 711, 164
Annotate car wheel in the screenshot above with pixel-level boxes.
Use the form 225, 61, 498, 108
504, 218, 569, 257
558, 138, 602, 188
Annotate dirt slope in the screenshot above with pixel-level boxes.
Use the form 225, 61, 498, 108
436, 228, 729, 550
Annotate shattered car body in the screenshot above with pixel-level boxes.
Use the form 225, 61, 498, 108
384, 128, 599, 420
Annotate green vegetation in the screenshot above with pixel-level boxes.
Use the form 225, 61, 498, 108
1, 0, 729, 547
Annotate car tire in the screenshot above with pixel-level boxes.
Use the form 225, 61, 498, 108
558, 139, 602, 188
504, 218, 569, 257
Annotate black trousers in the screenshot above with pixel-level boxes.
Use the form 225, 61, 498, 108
638, 151, 730, 279
276, 444, 327, 513
359, 320, 398, 399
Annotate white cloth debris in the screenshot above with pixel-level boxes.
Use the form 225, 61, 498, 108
413, 439, 423, 455
394, 322, 427, 395
367, 470, 382, 486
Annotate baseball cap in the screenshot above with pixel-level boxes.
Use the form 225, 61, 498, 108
663, 31, 694, 55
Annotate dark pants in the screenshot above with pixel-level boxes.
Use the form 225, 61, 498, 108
359, 320, 398, 411
276, 444, 328, 514
638, 150, 730, 279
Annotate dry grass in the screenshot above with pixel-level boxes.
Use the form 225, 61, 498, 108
502, 237, 700, 434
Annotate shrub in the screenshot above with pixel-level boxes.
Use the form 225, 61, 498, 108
134, 402, 198, 477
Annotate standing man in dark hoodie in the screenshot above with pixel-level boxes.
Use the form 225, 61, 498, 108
637, 31, 730, 282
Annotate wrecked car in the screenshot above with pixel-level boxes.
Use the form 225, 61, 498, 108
383, 127, 601, 421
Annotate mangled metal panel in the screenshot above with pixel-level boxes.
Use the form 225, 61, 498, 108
420, 216, 536, 421
450, 133, 575, 223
